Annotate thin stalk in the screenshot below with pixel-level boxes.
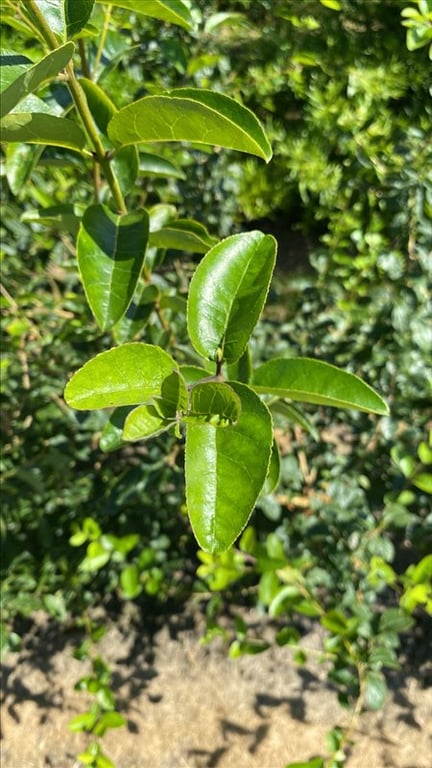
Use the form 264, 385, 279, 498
93, 5, 113, 80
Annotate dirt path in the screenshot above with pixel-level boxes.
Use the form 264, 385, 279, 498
1, 609, 431, 768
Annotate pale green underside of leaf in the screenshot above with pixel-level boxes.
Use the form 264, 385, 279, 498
0, 42, 74, 119
96, 0, 194, 30
64, 343, 177, 409
185, 382, 273, 553
187, 231, 277, 364
76, 205, 149, 331
149, 219, 217, 253
108, 89, 272, 162
0, 112, 86, 151
123, 404, 171, 441
252, 358, 389, 415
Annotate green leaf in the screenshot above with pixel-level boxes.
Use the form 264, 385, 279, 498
140, 152, 186, 179
64, 343, 177, 410
120, 564, 141, 599
77, 205, 149, 330
187, 231, 277, 364
22, 203, 83, 235
364, 671, 388, 710
97, 0, 195, 30
149, 219, 217, 254
378, 608, 414, 634
123, 403, 171, 441
269, 400, 319, 440
112, 283, 158, 344
252, 358, 389, 415
157, 370, 188, 417
5, 142, 42, 195
185, 382, 242, 426
413, 472, 432, 494
69, 712, 98, 732
284, 759, 324, 768
108, 89, 272, 162
0, 43, 74, 118
185, 382, 273, 553
65, 0, 95, 38
261, 438, 281, 496
226, 346, 252, 384
99, 406, 133, 452
0, 112, 86, 151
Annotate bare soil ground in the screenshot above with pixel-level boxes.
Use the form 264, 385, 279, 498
1, 605, 431, 768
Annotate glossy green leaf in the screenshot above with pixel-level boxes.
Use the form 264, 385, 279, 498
108, 89, 272, 162
99, 406, 133, 453
112, 283, 158, 344
413, 472, 432, 494
149, 219, 217, 254
226, 346, 252, 384
179, 365, 209, 385
77, 205, 149, 330
0, 113, 86, 151
96, 0, 195, 30
187, 231, 277, 364
157, 370, 188, 418
185, 382, 241, 426
65, 0, 95, 38
252, 358, 389, 415
185, 382, 273, 553
64, 343, 177, 409
140, 152, 185, 179
0, 43, 74, 118
123, 403, 171, 441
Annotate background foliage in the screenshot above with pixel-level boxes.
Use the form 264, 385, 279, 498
1, 0, 431, 766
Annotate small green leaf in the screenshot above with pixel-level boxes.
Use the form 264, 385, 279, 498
187, 231, 277, 364
64, 343, 177, 410
185, 382, 241, 426
252, 358, 389, 415
97, 0, 195, 30
413, 472, 432, 494
364, 671, 388, 710
69, 712, 98, 732
158, 370, 188, 417
99, 406, 133, 453
65, 0, 95, 38
123, 403, 171, 441
112, 283, 158, 344
108, 88, 272, 162
0, 112, 86, 151
77, 205, 148, 330
0, 43, 74, 118
284, 759, 324, 768
140, 152, 185, 179
120, 564, 141, 599
185, 382, 273, 553
149, 219, 217, 253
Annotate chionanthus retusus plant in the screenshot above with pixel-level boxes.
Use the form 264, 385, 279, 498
1, 0, 388, 553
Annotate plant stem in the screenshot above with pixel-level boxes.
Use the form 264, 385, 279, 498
25, 0, 127, 215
